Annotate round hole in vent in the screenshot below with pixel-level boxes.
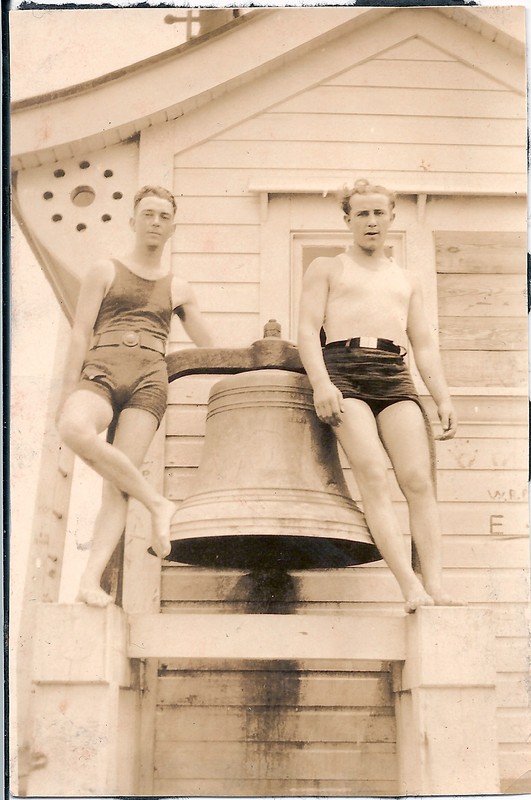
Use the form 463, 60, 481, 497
52, 214, 62, 222
76, 223, 87, 232
101, 214, 111, 223
54, 169, 65, 178
71, 185, 96, 207
103, 169, 113, 178
112, 191, 123, 200
43, 191, 53, 200
79, 160, 90, 169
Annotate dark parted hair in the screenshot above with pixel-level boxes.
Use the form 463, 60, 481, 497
133, 185, 177, 215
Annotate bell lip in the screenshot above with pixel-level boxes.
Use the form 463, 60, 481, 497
149, 533, 383, 570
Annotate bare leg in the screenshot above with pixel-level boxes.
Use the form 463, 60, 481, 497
77, 481, 128, 607
376, 400, 456, 606
76, 406, 174, 606
58, 392, 175, 606
59, 391, 169, 518
335, 399, 433, 613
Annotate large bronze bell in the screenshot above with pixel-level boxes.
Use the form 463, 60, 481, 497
163, 330, 381, 570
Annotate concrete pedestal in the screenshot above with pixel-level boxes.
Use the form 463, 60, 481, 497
25, 604, 138, 797
24, 603, 500, 796
393, 606, 500, 795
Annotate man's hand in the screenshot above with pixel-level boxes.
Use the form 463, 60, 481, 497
313, 381, 344, 427
436, 401, 458, 440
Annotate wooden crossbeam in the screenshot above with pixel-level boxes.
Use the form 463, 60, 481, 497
128, 613, 406, 661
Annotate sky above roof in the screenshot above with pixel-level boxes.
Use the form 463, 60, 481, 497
9, 8, 188, 101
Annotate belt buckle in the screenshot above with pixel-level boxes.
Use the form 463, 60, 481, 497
122, 331, 139, 348
359, 336, 378, 349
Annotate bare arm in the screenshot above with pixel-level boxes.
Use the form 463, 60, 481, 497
56, 260, 113, 421
297, 258, 344, 426
407, 277, 457, 440
173, 279, 213, 348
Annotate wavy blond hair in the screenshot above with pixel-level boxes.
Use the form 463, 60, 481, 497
339, 179, 396, 217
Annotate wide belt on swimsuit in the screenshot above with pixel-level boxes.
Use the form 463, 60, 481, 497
91, 330, 166, 355
324, 336, 405, 356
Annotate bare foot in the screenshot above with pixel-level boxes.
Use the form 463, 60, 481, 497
404, 589, 435, 614
76, 585, 113, 607
151, 498, 176, 558
430, 591, 463, 606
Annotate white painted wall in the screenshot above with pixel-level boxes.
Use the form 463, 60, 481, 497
10, 220, 60, 634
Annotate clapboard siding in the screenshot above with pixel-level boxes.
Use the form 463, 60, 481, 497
434, 437, 527, 469
440, 351, 527, 387
169, 312, 260, 348
175, 167, 257, 197
172, 223, 260, 254
166, 375, 217, 405
154, 742, 397, 781
164, 24, 528, 795
438, 317, 526, 350
436, 231, 526, 273
375, 37, 455, 61
436, 231, 527, 390
219, 113, 526, 148
156, 707, 396, 742
272, 86, 524, 120
191, 282, 259, 313
437, 274, 526, 317
325, 58, 511, 91
174, 196, 260, 225
155, 666, 398, 795
172, 253, 260, 283
157, 670, 393, 707
175, 140, 524, 176
161, 567, 530, 606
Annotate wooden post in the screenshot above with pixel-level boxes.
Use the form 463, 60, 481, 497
25, 604, 137, 797
393, 606, 500, 795
14, 314, 75, 794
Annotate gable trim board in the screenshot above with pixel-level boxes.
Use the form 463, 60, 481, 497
11, 8, 525, 171
10, 7, 386, 165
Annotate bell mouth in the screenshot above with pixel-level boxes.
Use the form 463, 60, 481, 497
149, 534, 382, 570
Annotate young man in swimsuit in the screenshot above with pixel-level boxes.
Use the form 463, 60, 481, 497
297, 179, 457, 613
57, 185, 212, 607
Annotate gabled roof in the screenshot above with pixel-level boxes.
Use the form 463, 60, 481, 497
11, 6, 525, 171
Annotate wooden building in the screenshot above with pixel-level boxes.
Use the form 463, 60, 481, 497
11, 7, 529, 796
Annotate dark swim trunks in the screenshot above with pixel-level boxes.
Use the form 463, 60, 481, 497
78, 342, 168, 427
323, 342, 437, 488
323, 344, 422, 417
